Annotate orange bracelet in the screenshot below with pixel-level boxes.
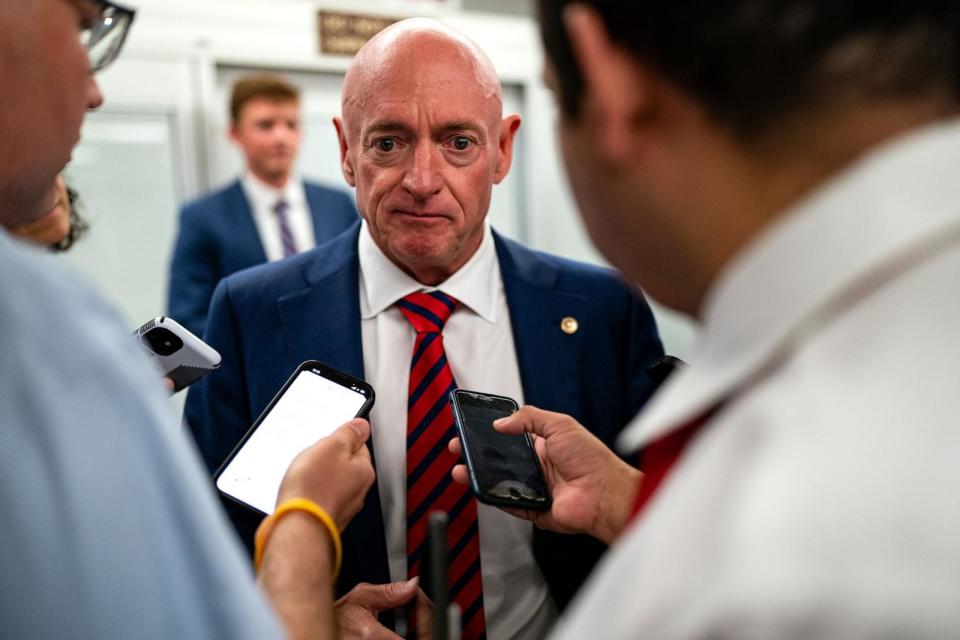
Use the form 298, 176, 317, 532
253, 498, 342, 581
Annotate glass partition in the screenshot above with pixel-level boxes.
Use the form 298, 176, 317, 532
62, 110, 182, 328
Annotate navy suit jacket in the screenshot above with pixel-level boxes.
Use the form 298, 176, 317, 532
185, 222, 663, 611
167, 179, 357, 338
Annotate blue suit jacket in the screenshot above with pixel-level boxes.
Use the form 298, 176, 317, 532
185, 222, 663, 610
167, 179, 357, 338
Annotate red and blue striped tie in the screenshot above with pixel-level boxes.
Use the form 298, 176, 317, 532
398, 291, 486, 640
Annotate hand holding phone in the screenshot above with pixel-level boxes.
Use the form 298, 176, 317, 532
134, 317, 221, 392
275, 419, 375, 532
472, 405, 643, 544
450, 390, 551, 512
216, 361, 375, 516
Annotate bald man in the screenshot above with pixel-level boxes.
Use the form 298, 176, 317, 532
186, 19, 663, 639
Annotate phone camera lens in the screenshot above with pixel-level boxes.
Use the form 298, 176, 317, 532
142, 327, 183, 356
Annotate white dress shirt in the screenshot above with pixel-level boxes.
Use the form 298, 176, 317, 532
359, 221, 558, 639
241, 173, 315, 261
553, 119, 960, 638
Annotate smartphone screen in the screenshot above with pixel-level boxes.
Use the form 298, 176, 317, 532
216, 362, 374, 515
452, 390, 551, 510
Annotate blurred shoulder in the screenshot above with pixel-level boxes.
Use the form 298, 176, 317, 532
180, 180, 243, 220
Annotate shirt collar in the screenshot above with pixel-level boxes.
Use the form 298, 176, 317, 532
619, 117, 960, 453
358, 220, 500, 323
241, 172, 305, 211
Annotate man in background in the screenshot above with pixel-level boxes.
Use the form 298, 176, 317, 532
454, 1, 960, 637
168, 74, 357, 337
187, 18, 664, 640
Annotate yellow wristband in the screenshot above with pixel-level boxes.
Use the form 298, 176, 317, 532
253, 498, 343, 581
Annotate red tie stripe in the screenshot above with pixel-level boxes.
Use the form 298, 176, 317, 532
631, 405, 721, 522
398, 291, 486, 640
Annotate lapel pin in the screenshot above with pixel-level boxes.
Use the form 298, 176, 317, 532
560, 316, 579, 335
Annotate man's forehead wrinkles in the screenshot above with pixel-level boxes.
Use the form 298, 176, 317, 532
359, 96, 496, 123
361, 118, 486, 137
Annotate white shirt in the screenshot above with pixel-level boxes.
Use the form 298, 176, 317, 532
554, 119, 960, 638
241, 172, 315, 261
359, 221, 558, 639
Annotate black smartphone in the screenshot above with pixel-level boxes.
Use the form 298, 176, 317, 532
134, 316, 221, 392
215, 360, 375, 516
449, 389, 551, 512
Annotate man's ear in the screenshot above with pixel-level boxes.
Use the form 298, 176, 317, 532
493, 114, 522, 184
332, 116, 356, 187
564, 5, 654, 165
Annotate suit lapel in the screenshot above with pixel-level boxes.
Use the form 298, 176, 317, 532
495, 233, 585, 418
275, 268, 364, 379
275, 224, 392, 589
226, 181, 268, 268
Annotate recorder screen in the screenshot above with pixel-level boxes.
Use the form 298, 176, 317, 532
459, 397, 549, 502
216, 368, 370, 514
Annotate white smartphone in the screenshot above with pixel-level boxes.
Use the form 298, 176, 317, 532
215, 360, 375, 516
134, 316, 221, 392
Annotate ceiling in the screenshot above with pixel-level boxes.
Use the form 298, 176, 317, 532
462, 0, 534, 17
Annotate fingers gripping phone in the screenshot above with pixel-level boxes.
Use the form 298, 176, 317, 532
215, 361, 375, 516
450, 390, 552, 512
134, 316, 221, 392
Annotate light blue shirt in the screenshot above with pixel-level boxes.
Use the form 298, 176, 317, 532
0, 230, 283, 639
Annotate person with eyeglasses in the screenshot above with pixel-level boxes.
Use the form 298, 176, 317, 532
0, 2, 372, 639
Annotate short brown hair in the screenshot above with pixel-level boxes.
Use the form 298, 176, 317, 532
229, 74, 300, 122
539, 0, 960, 140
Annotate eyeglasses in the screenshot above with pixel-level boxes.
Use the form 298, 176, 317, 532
79, 0, 136, 73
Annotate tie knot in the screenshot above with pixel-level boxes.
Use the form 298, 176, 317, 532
398, 291, 458, 333
273, 200, 289, 216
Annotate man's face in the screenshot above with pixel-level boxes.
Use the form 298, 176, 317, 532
544, 60, 631, 275
543, 36, 684, 309
0, 0, 103, 228
336, 37, 519, 284
230, 98, 302, 185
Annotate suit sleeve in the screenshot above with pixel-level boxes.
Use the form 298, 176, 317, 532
184, 277, 254, 474
168, 206, 221, 339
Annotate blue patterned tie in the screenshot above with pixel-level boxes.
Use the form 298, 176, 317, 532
273, 200, 298, 258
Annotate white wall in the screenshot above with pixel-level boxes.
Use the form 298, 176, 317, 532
64, 0, 699, 359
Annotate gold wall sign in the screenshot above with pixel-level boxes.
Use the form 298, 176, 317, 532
318, 11, 400, 56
